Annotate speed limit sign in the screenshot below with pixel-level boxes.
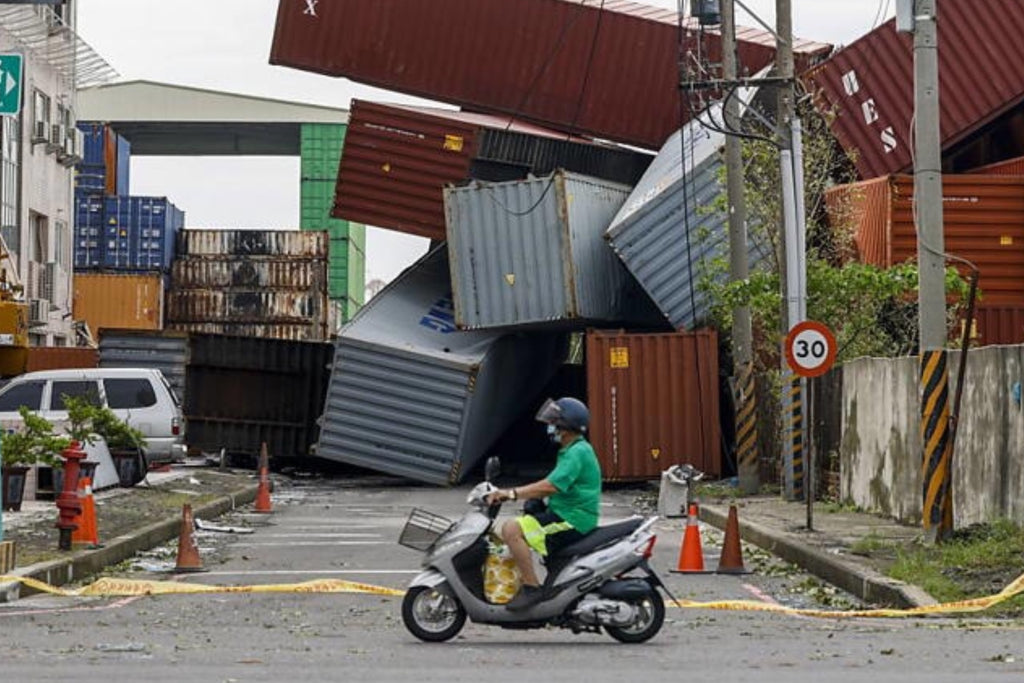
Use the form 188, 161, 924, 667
785, 321, 837, 378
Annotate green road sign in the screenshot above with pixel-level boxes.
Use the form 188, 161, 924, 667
0, 54, 23, 117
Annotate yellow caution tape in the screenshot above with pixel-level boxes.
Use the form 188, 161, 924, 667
2, 571, 1022, 618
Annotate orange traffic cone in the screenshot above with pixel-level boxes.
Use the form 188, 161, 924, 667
174, 503, 204, 572
254, 442, 272, 514
671, 504, 711, 574
716, 504, 750, 574
71, 476, 99, 547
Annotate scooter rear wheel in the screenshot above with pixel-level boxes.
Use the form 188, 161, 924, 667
605, 590, 665, 644
402, 585, 467, 642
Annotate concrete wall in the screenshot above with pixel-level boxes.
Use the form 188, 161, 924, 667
839, 346, 1024, 527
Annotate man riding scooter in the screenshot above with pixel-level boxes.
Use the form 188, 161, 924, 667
487, 397, 603, 610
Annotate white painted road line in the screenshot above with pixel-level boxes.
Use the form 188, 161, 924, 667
231, 541, 391, 547
199, 569, 419, 576
231, 533, 384, 539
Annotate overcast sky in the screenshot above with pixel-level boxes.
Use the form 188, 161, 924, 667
74, 0, 895, 284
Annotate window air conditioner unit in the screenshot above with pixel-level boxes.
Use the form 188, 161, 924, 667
31, 120, 48, 144
46, 124, 63, 154
29, 298, 49, 324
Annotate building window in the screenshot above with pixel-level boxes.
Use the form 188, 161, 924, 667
31, 212, 48, 263
54, 219, 67, 267
33, 90, 50, 142
0, 116, 19, 257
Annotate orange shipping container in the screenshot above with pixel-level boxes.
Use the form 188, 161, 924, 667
969, 156, 1024, 176
825, 174, 1024, 304
586, 329, 721, 481
73, 273, 164, 334
25, 347, 99, 372
973, 305, 1024, 346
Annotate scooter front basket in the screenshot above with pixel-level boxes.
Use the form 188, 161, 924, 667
399, 508, 454, 551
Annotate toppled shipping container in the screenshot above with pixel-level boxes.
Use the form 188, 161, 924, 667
803, 0, 1024, 179
317, 247, 567, 485
446, 171, 662, 330
270, 0, 829, 150
606, 100, 771, 329
333, 100, 653, 241
587, 329, 722, 480
825, 174, 1024, 304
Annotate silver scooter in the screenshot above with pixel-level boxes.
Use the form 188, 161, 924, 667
400, 458, 676, 643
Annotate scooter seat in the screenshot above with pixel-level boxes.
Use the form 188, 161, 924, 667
548, 517, 644, 559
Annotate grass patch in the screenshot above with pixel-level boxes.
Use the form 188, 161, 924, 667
850, 531, 897, 556
694, 481, 740, 501
887, 519, 1024, 615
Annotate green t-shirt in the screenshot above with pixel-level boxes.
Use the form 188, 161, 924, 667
546, 437, 602, 534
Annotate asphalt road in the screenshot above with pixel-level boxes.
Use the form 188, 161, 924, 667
1, 478, 1022, 682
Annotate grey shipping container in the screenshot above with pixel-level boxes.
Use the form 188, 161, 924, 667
445, 171, 661, 330
606, 101, 771, 330
98, 329, 189, 404
177, 229, 328, 258
172, 258, 327, 290
317, 246, 568, 485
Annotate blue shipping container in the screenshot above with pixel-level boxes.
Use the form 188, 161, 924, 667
115, 136, 131, 195
74, 191, 105, 269
75, 122, 131, 196
101, 196, 185, 271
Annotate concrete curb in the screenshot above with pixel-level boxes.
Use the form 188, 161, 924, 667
700, 504, 937, 609
0, 482, 260, 603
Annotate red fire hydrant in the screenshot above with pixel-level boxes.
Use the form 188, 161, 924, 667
55, 441, 85, 551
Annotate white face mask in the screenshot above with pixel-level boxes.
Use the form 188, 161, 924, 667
546, 424, 560, 443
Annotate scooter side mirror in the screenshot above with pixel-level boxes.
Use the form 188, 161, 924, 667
484, 456, 501, 483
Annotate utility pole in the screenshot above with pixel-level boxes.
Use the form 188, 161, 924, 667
775, 0, 804, 502
907, 0, 952, 542
721, 0, 759, 494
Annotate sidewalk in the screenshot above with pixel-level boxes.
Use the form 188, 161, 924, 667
699, 496, 936, 609
1, 465, 259, 602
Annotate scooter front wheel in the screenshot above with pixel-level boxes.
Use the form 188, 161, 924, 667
402, 585, 467, 642
605, 589, 665, 644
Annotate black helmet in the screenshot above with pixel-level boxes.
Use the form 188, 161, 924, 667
535, 397, 590, 433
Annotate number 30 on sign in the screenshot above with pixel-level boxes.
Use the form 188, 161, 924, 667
784, 321, 837, 378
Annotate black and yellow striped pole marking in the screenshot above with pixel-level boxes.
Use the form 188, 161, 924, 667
736, 362, 760, 494
787, 376, 805, 501
921, 349, 953, 541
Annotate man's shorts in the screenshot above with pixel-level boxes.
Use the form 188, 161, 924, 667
516, 510, 585, 557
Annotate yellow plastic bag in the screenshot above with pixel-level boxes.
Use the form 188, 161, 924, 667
483, 539, 521, 604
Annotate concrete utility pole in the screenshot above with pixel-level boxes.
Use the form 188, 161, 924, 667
721, 0, 759, 494
909, 0, 953, 542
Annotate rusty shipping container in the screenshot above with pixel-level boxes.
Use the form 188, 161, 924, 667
25, 347, 100, 373
72, 272, 165, 334
166, 290, 328, 326
586, 329, 721, 480
973, 306, 1024, 346
166, 323, 327, 343
333, 100, 653, 241
171, 258, 327, 290
803, 0, 1024, 179
176, 229, 328, 259
271, 0, 829, 150
969, 155, 1024, 176
826, 174, 1024, 304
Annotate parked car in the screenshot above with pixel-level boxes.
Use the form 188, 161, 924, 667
0, 367, 185, 463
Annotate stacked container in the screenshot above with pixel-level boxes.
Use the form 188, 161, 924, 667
75, 122, 130, 197
168, 229, 331, 342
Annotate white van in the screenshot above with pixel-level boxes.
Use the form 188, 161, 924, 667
0, 367, 185, 463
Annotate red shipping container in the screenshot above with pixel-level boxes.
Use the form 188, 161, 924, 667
969, 156, 1024, 176
334, 100, 652, 240
25, 347, 100, 373
803, 0, 1024, 180
825, 174, 1024, 305
973, 305, 1024, 346
271, 0, 830, 150
586, 329, 721, 481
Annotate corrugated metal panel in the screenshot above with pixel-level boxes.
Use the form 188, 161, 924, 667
177, 229, 329, 258
72, 273, 164, 333
333, 100, 652, 241
98, 330, 189, 403
317, 247, 568, 485
969, 156, 1024, 176
606, 104, 771, 329
803, 0, 1024, 179
824, 176, 894, 266
166, 323, 326, 342
974, 305, 1024, 346
445, 171, 656, 329
270, 0, 830, 150
826, 174, 1024, 304
166, 289, 328, 325
101, 196, 183, 271
171, 258, 327, 290
25, 347, 100, 373
184, 334, 334, 458
586, 329, 721, 480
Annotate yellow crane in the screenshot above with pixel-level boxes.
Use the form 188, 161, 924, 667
0, 246, 29, 377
